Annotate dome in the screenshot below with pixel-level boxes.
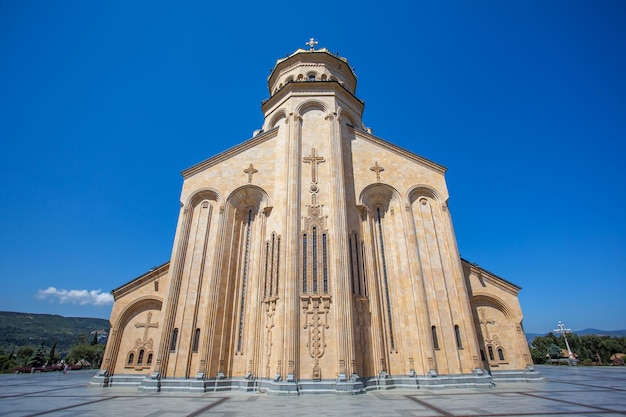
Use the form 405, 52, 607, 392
267, 43, 357, 96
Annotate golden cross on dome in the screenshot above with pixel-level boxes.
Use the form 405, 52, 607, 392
306, 38, 318, 50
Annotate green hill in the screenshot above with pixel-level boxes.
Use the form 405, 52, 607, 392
0, 311, 109, 355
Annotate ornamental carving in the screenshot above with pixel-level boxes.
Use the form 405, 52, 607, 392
133, 312, 159, 349
303, 203, 327, 231
264, 299, 277, 377
301, 295, 331, 380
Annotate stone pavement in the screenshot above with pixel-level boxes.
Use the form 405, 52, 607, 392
1, 366, 625, 416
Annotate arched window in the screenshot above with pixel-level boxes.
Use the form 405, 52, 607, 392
264, 241, 270, 298
308, 74, 315, 81
361, 242, 367, 296
431, 326, 439, 350
275, 236, 281, 295
147, 353, 153, 365
354, 233, 361, 296
192, 328, 201, 352
488, 346, 495, 361
154, 280, 159, 291
321, 74, 327, 80
237, 209, 253, 352
170, 328, 178, 351
268, 234, 275, 297
349, 237, 356, 294
312, 227, 318, 293
137, 349, 144, 365
498, 348, 505, 361
322, 233, 328, 294
127, 352, 135, 365
302, 234, 307, 293
454, 325, 462, 348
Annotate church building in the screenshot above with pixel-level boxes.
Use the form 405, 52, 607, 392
95, 41, 539, 394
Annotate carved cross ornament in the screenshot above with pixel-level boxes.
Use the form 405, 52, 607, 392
303, 148, 325, 184
244, 163, 258, 183
302, 296, 331, 360
478, 308, 495, 340
135, 312, 159, 343
370, 161, 384, 181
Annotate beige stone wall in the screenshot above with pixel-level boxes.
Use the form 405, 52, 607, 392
101, 48, 532, 383
463, 261, 533, 371
101, 266, 167, 376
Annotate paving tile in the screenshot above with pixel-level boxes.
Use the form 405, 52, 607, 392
1, 366, 626, 417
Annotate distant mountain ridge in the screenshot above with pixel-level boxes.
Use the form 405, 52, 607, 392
0, 311, 110, 354
526, 328, 626, 342
575, 328, 626, 337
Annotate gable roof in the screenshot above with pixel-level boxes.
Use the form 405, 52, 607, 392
181, 127, 279, 179
351, 126, 447, 174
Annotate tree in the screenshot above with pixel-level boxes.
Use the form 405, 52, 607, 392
48, 340, 58, 365
28, 341, 47, 367
548, 344, 562, 360
65, 333, 105, 368
16, 346, 34, 366
529, 333, 626, 366
0, 349, 17, 373
530, 333, 559, 364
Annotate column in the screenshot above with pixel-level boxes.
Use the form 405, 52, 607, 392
327, 111, 354, 378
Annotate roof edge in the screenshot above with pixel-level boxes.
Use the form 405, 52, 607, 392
351, 126, 447, 174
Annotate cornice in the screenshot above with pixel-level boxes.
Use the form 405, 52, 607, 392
112, 262, 170, 300
261, 80, 364, 114
181, 127, 279, 179
351, 127, 447, 174
461, 258, 521, 294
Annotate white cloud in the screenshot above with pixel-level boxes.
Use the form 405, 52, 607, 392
36, 287, 114, 306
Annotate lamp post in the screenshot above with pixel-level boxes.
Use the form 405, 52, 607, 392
554, 321, 576, 365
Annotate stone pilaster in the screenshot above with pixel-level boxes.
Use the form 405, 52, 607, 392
403, 204, 432, 374
180, 202, 213, 378
155, 205, 193, 378
281, 113, 302, 381
244, 206, 269, 378
198, 204, 226, 378
327, 110, 354, 378
360, 206, 386, 375
441, 204, 481, 373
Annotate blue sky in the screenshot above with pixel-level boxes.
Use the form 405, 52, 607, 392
1, 1, 624, 334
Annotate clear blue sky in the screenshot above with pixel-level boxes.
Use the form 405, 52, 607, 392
1, 1, 624, 334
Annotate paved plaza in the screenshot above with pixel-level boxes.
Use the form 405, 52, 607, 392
0, 366, 625, 416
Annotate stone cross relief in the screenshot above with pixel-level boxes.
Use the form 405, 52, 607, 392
478, 308, 497, 344
134, 312, 159, 348
370, 161, 384, 181
303, 148, 325, 184
244, 163, 258, 183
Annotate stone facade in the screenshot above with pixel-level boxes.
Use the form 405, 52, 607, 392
96, 46, 539, 393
